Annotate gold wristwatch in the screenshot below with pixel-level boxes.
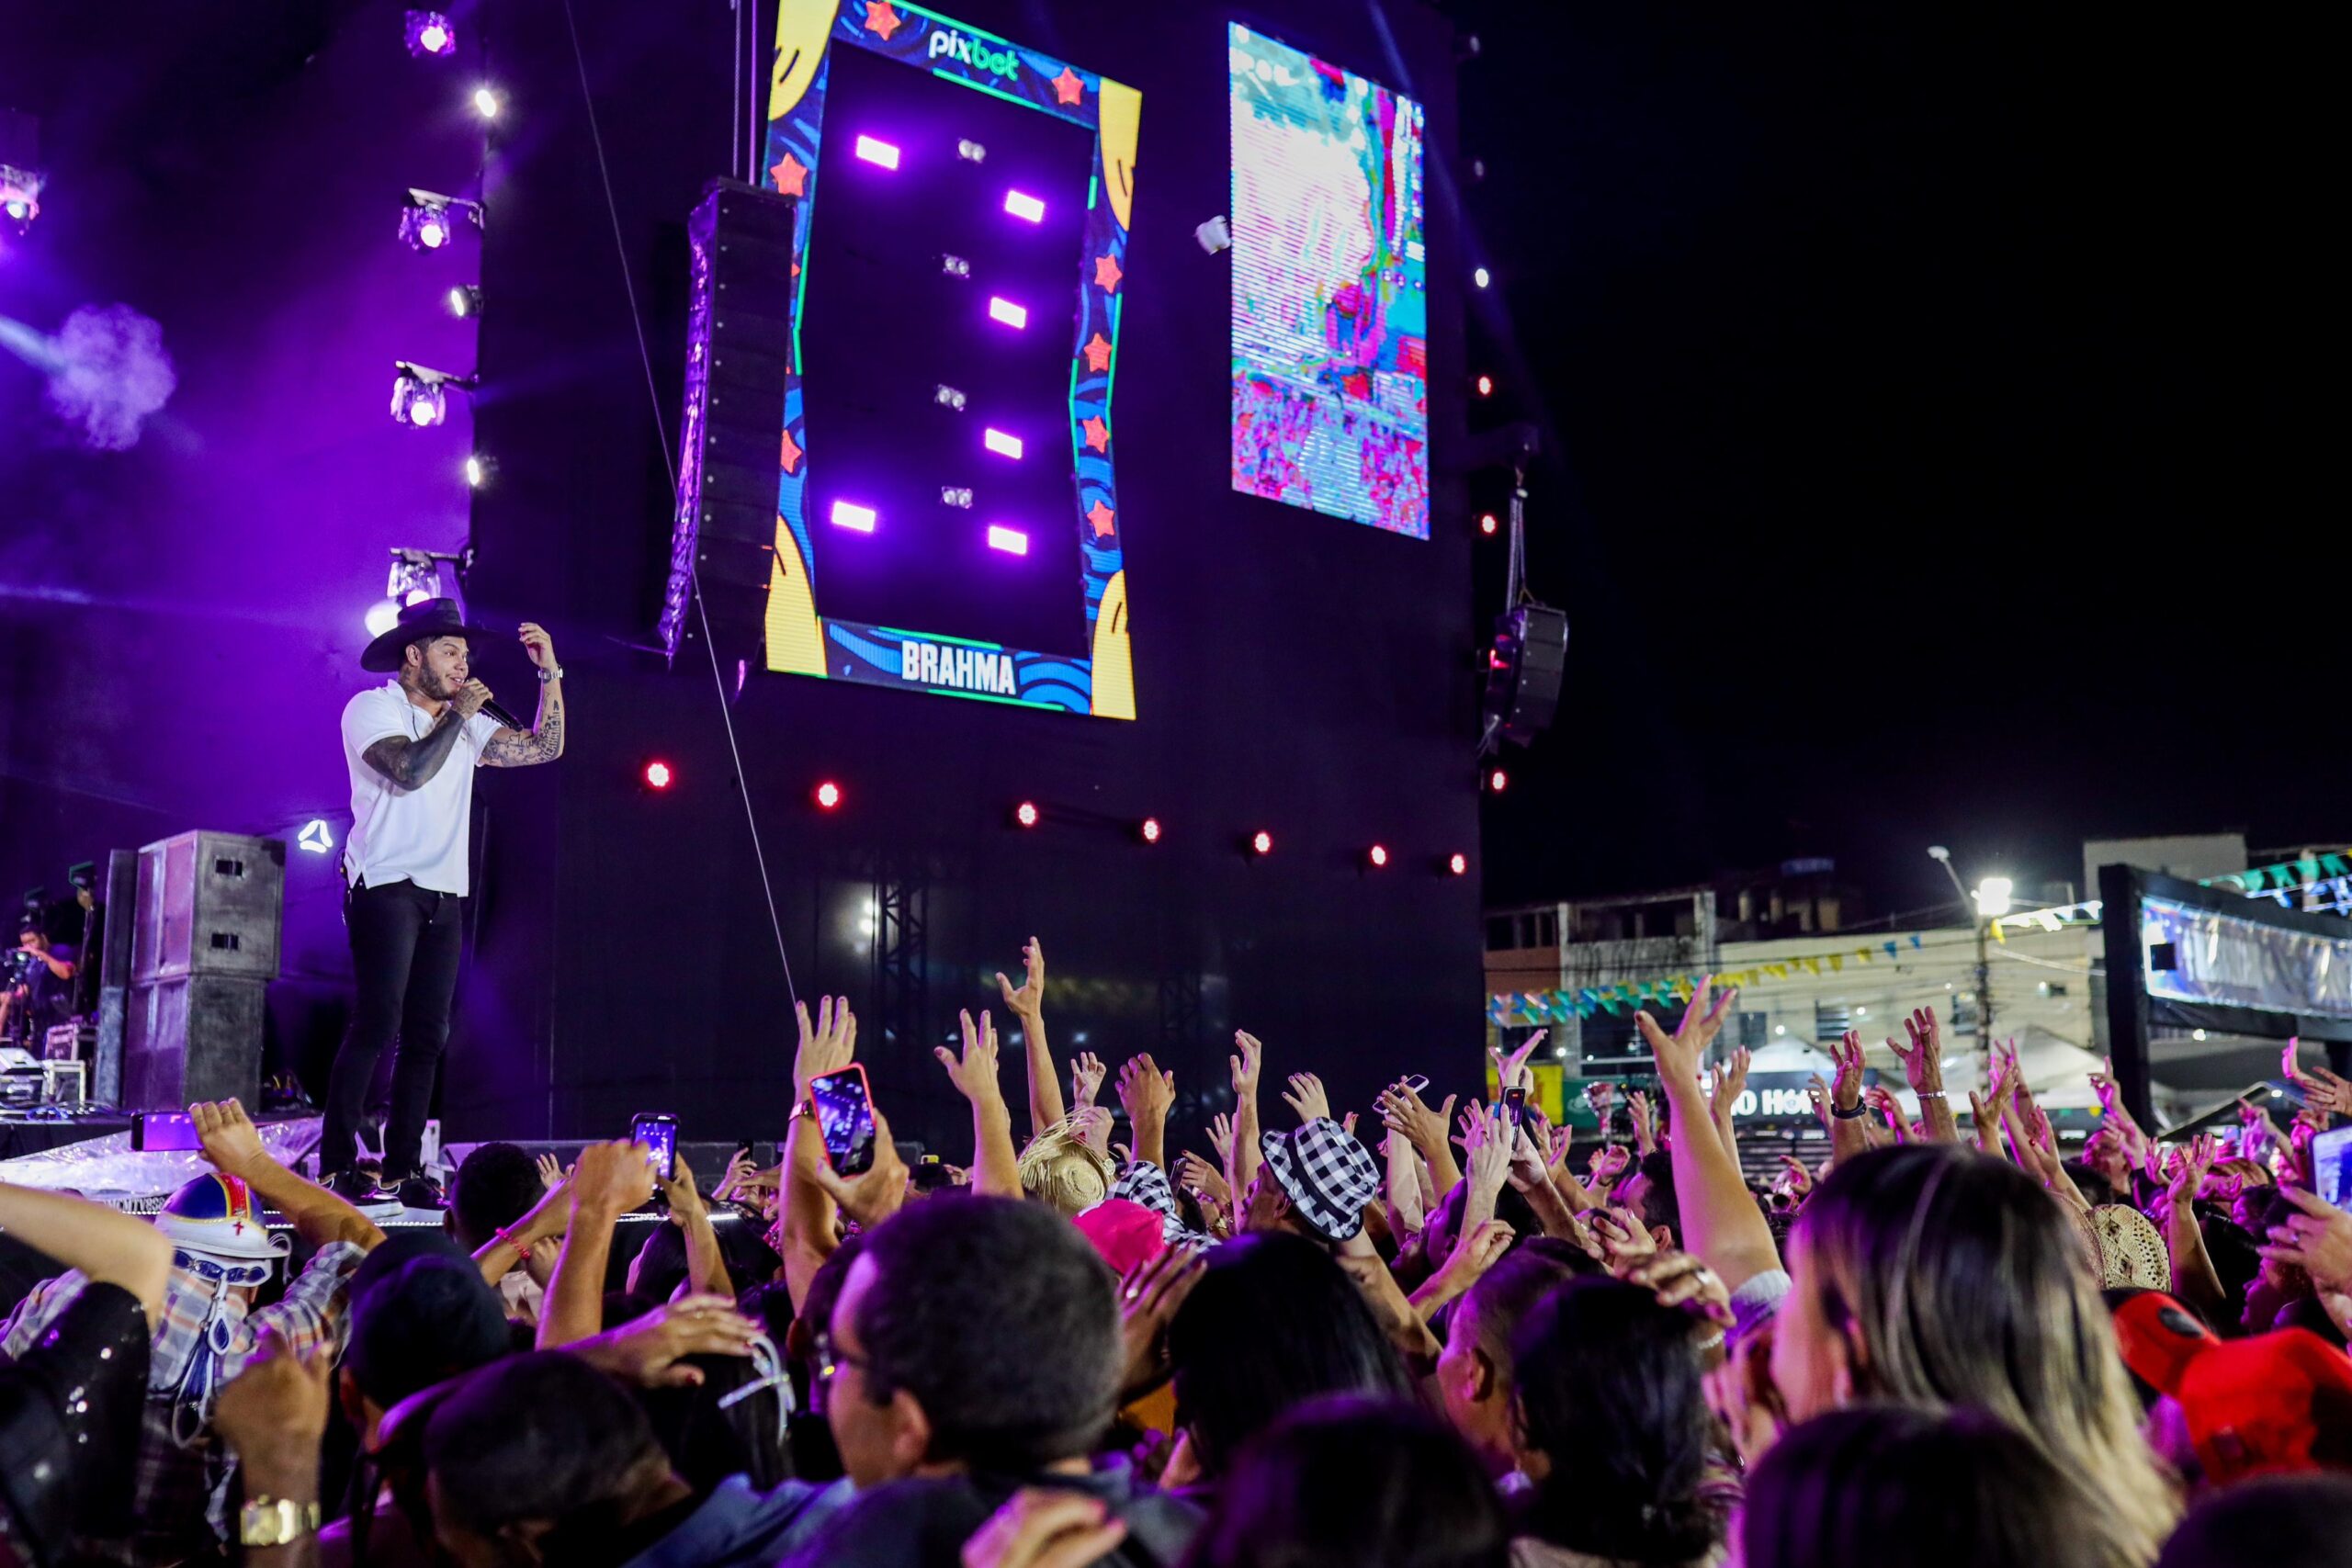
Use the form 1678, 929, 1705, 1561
239, 1496, 321, 1548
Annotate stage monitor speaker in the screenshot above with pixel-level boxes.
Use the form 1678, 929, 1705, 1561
123, 974, 266, 1111
659, 178, 799, 663
1485, 604, 1568, 746
93, 846, 137, 1105
131, 830, 286, 984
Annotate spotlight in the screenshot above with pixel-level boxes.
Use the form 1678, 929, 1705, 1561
957, 139, 988, 163
1003, 190, 1046, 222
404, 10, 456, 56
1478, 513, 1498, 536
401, 189, 480, 252
1250, 830, 1273, 857
941, 254, 971, 279
1473, 265, 1491, 288
982, 428, 1023, 459
813, 781, 842, 810
297, 819, 336, 855
1367, 844, 1390, 868
472, 85, 503, 119
988, 297, 1028, 329
464, 454, 492, 488
830, 500, 878, 533
0, 159, 39, 231
854, 134, 901, 169
1487, 768, 1508, 793
643, 761, 673, 790
1013, 801, 1040, 829
1139, 817, 1163, 844
985, 525, 1029, 556
940, 487, 973, 508
1476, 374, 1494, 397
1448, 853, 1470, 876
447, 284, 483, 318
390, 362, 471, 428
365, 599, 403, 637
934, 383, 967, 410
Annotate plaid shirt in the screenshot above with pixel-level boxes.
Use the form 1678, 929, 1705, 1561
0, 1239, 366, 1564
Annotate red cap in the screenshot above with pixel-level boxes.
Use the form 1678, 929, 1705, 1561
1072, 1198, 1166, 1279
2176, 1329, 2352, 1483
2112, 1292, 2221, 1397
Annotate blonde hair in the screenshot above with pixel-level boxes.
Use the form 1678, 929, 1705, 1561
1795, 1145, 2179, 1567
1018, 1120, 1114, 1218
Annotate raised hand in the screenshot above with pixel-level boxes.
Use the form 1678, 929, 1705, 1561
190, 1098, 269, 1179
996, 937, 1046, 1019
1070, 1051, 1106, 1110
1205, 1112, 1235, 1167
1827, 1030, 1866, 1111
1174, 1149, 1230, 1206
1888, 1006, 1945, 1093
1463, 1102, 1514, 1201
1427, 1216, 1515, 1300
2262, 1187, 2352, 1293
1117, 1053, 1175, 1157
1587, 1141, 1633, 1190
1228, 1031, 1265, 1098
1505, 1119, 1554, 1194
1591, 1203, 1660, 1271
1490, 1030, 1546, 1094
213, 1324, 330, 1470
1116, 1240, 1208, 1397
1634, 978, 1740, 1089
1774, 1154, 1815, 1201
538, 1151, 568, 1191
571, 1295, 761, 1388
1376, 1080, 1455, 1155
1806, 1075, 1832, 1134
1862, 1084, 1909, 1144
655, 1154, 707, 1226
573, 1136, 659, 1217
1626, 1088, 1657, 1155
1070, 1103, 1114, 1158
1282, 1071, 1333, 1125
1623, 1247, 1734, 1328
793, 995, 857, 1103
937, 1010, 1005, 1106
2284, 1039, 2352, 1118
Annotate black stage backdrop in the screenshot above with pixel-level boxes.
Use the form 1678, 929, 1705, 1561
450, 0, 1477, 1151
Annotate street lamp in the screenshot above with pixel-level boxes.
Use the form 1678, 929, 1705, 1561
1928, 846, 2004, 1052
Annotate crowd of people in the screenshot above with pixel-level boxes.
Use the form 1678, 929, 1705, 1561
3, 940, 2351, 1566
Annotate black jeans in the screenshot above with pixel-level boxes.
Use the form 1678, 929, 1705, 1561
322, 878, 463, 1179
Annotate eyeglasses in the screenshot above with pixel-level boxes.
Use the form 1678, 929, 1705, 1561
811, 1330, 870, 1383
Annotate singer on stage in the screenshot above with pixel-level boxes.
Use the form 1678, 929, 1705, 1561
324, 597, 564, 1206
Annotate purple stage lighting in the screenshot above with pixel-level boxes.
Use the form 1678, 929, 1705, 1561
854, 134, 901, 170
986, 525, 1029, 556
831, 500, 878, 533
987, 297, 1028, 329
404, 10, 456, 56
401, 203, 448, 250
390, 372, 447, 428
982, 428, 1023, 459
1003, 189, 1046, 222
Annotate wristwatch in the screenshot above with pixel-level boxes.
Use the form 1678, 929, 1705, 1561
239, 1497, 321, 1548
537, 663, 564, 682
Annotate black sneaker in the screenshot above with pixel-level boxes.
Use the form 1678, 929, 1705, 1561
323, 1168, 378, 1202
392, 1171, 447, 1212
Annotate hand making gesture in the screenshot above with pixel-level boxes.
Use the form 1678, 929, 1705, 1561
996, 937, 1046, 1020
1633, 976, 1740, 1090
1282, 1071, 1333, 1125
793, 995, 857, 1104
2284, 1039, 2352, 1119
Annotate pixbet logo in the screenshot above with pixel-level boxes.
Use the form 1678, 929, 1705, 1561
926, 28, 1022, 83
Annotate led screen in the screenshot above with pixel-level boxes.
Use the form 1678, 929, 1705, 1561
1228, 22, 1429, 539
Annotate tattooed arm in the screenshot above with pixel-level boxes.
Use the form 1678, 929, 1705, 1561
360, 693, 482, 790
485, 621, 564, 767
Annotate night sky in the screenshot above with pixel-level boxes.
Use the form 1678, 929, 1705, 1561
1457, 7, 2335, 917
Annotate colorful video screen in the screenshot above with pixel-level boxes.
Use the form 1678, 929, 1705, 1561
1227, 23, 1429, 539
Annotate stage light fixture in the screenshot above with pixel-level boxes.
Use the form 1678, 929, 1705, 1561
404, 10, 455, 56
1139, 817, 1163, 844
934, 383, 967, 410
1368, 844, 1390, 868
297, 819, 336, 855
1003, 189, 1046, 222
940, 486, 973, 508
1487, 768, 1508, 793
982, 428, 1023, 459
1250, 830, 1273, 857
813, 781, 842, 810
1013, 800, 1040, 829
447, 284, 483, 318
365, 599, 402, 637
988, 296, 1028, 329
401, 189, 479, 252
854, 134, 900, 169
1449, 853, 1470, 876
957, 139, 988, 163
390, 362, 471, 428
472, 85, 503, 119
1473, 265, 1491, 288
1478, 513, 1498, 536
830, 500, 877, 533
643, 761, 673, 789
1476, 374, 1494, 397
0, 160, 40, 231
464, 454, 491, 488
941, 254, 971, 279
986, 525, 1029, 556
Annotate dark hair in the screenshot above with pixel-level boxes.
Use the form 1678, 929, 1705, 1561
630, 1223, 692, 1303
852, 1196, 1121, 1471
2156, 1472, 2352, 1568
345, 1254, 512, 1409
447, 1143, 547, 1250
1746, 1405, 2115, 1568
1458, 1242, 1590, 1374
1426, 1179, 1541, 1264
1181, 1396, 1509, 1568
1167, 1231, 1411, 1477
423, 1353, 668, 1543
1633, 1150, 1680, 1240
1511, 1278, 1719, 1563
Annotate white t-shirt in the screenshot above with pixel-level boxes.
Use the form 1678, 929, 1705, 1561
340, 681, 503, 896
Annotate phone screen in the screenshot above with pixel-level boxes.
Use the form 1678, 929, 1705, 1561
1502, 1086, 1528, 1127
631, 1114, 678, 1180
132, 1111, 202, 1153
811, 1068, 877, 1177
2315, 1124, 2352, 1211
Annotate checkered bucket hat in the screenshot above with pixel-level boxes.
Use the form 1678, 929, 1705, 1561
1260, 1117, 1380, 1242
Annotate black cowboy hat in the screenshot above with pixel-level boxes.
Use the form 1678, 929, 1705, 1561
360, 597, 497, 672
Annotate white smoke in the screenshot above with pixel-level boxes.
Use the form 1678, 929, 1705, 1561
3, 303, 179, 449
